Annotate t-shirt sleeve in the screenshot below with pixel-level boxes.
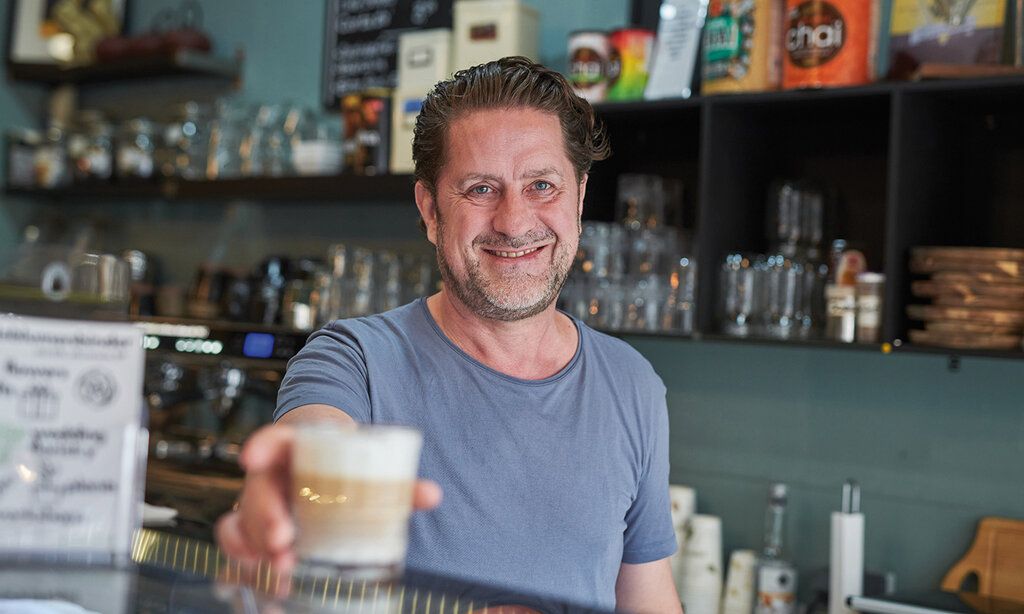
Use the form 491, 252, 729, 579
621, 379, 677, 564
273, 324, 372, 423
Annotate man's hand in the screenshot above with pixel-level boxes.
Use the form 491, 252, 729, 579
214, 410, 442, 573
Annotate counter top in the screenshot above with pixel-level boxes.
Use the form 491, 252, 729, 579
0, 529, 612, 613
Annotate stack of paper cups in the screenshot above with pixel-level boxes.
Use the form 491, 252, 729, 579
679, 514, 724, 614
720, 550, 757, 614
669, 484, 697, 590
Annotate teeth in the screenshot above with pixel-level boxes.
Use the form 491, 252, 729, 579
493, 247, 540, 258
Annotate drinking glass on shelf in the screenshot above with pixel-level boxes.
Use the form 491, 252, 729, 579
243, 103, 291, 177
763, 254, 803, 339
616, 174, 666, 231
663, 256, 697, 334
374, 250, 403, 313
348, 247, 375, 317
719, 253, 765, 337
206, 100, 250, 179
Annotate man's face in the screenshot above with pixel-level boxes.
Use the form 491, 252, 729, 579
416, 107, 587, 321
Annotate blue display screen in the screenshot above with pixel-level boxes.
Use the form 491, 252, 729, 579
242, 333, 275, 358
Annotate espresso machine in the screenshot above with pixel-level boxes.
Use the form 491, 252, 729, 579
140, 318, 308, 536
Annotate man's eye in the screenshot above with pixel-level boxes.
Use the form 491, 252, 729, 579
534, 181, 552, 191
471, 185, 492, 195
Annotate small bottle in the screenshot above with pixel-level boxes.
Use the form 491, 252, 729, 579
755, 483, 798, 614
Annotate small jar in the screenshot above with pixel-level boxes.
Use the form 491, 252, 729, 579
855, 272, 885, 343
825, 284, 857, 343
34, 124, 70, 189
117, 118, 157, 179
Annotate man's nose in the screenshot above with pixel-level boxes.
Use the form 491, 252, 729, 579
491, 192, 537, 239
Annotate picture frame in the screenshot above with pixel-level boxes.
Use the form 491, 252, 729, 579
6, 0, 129, 69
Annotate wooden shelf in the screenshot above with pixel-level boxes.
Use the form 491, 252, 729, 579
6, 49, 241, 85
5, 173, 416, 203
893, 343, 1024, 361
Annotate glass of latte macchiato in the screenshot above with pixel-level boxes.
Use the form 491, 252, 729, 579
291, 423, 423, 580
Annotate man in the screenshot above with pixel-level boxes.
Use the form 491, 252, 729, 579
216, 57, 681, 613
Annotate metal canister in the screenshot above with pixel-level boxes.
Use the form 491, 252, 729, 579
606, 28, 655, 101
782, 0, 874, 89
568, 30, 610, 102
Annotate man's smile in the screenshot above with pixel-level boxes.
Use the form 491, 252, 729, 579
481, 245, 547, 260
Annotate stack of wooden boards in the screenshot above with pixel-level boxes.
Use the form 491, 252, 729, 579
907, 247, 1024, 351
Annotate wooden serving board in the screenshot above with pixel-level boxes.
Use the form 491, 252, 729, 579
942, 517, 1024, 601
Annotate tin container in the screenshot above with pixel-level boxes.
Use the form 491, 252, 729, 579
782, 0, 876, 89
568, 30, 610, 102
606, 28, 655, 101
702, 0, 784, 93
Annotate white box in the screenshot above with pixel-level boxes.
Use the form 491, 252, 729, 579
398, 28, 452, 92
453, 0, 539, 71
390, 89, 428, 174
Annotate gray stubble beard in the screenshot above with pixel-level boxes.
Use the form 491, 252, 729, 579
434, 218, 577, 322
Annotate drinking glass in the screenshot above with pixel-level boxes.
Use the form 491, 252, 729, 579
292, 423, 423, 580
719, 253, 765, 337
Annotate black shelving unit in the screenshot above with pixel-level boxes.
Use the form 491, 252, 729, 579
8, 75, 1024, 358
584, 76, 1024, 359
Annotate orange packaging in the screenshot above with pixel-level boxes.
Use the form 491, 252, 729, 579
782, 0, 877, 89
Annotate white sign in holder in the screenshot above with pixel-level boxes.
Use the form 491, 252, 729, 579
0, 314, 147, 567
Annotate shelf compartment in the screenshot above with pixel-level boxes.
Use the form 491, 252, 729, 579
697, 89, 892, 334
887, 83, 1024, 344
588, 102, 702, 231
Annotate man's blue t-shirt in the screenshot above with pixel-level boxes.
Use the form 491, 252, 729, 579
275, 298, 676, 609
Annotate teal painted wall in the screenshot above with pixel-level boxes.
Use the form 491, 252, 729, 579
0, 2, 49, 263
2, 0, 1021, 601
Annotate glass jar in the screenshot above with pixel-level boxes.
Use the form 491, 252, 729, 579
117, 118, 157, 179
68, 111, 113, 183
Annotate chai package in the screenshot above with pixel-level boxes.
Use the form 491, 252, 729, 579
782, 0, 880, 89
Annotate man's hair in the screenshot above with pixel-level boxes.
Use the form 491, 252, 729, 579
412, 56, 611, 197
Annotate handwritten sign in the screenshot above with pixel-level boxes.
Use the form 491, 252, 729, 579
0, 315, 145, 563
322, 0, 452, 108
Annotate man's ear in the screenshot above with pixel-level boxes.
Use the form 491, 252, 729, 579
415, 181, 439, 245
577, 173, 589, 220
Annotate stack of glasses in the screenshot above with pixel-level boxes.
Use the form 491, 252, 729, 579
559, 174, 696, 334
719, 180, 830, 339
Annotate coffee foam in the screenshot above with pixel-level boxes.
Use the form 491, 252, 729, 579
293, 425, 422, 480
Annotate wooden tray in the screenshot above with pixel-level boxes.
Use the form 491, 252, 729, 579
925, 321, 1021, 335
909, 329, 1022, 350
910, 257, 1024, 279
907, 304, 1024, 327
912, 280, 1024, 301
933, 295, 1024, 310
932, 272, 1024, 287
912, 247, 1024, 262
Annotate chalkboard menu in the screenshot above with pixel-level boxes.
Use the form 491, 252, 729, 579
323, 0, 453, 109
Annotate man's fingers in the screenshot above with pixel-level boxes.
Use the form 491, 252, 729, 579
414, 479, 443, 510
239, 424, 294, 472
238, 470, 295, 555
215, 511, 260, 563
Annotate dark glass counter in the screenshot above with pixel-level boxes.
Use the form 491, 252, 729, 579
0, 529, 612, 613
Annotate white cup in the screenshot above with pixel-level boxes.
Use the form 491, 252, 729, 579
291, 423, 423, 579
